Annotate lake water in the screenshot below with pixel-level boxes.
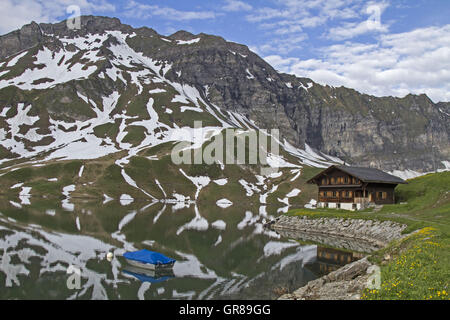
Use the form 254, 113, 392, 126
0, 197, 361, 299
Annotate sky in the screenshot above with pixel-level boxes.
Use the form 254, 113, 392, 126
0, 0, 449, 102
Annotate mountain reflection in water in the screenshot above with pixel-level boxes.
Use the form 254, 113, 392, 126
0, 197, 362, 299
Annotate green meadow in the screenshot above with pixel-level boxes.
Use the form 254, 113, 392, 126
287, 171, 450, 300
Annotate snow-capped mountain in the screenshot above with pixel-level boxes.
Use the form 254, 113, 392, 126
0, 16, 448, 207
1, 16, 449, 172
0, 16, 347, 210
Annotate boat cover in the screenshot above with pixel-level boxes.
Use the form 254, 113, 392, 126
123, 249, 176, 265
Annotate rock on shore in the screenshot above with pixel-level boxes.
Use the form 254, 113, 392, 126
279, 257, 373, 300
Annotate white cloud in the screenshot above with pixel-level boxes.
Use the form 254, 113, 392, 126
124, 1, 216, 21
273, 24, 303, 35
327, 1, 390, 40
246, 0, 365, 54
266, 25, 450, 103
298, 15, 328, 28
246, 7, 293, 23
264, 55, 299, 69
222, 0, 252, 12
327, 19, 389, 40
0, 0, 115, 34
246, 0, 361, 24
257, 33, 308, 55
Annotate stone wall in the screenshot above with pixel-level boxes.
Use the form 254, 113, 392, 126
269, 215, 407, 252
273, 229, 379, 253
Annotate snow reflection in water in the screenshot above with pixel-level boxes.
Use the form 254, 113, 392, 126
0, 198, 358, 299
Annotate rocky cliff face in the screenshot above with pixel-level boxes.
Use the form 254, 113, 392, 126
153, 31, 449, 172
0, 16, 448, 172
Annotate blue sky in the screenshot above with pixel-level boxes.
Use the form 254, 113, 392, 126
1, 0, 449, 102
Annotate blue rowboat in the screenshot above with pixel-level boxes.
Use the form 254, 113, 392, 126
123, 266, 174, 283
123, 249, 176, 270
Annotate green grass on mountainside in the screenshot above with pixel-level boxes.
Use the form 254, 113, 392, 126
122, 125, 147, 147
267, 166, 322, 206
287, 171, 450, 300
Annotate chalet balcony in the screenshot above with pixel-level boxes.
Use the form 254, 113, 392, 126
318, 196, 371, 203
318, 197, 354, 203
318, 184, 362, 188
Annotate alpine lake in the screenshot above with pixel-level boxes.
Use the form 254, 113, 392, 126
0, 196, 364, 300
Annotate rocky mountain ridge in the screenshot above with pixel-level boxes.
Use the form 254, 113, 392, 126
0, 15, 448, 172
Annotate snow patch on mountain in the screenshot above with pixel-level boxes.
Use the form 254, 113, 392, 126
176, 38, 200, 45
216, 198, 233, 208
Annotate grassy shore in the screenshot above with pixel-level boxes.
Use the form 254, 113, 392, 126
286, 171, 450, 300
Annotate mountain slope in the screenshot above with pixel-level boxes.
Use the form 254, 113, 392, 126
0, 16, 340, 213
0, 16, 448, 175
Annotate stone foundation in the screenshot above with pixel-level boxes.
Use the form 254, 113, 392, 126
269, 215, 407, 250
317, 202, 364, 211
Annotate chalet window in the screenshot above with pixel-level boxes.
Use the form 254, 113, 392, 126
324, 191, 327, 197
332, 191, 336, 197
345, 191, 350, 197
331, 177, 335, 184
344, 177, 348, 184
378, 192, 386, 200
321, 178, 326, 185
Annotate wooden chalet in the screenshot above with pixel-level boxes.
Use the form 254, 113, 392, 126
307, 165, 407, 210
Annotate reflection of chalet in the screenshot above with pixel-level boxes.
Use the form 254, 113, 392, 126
305, 247, 365, 275
307, 165, 406, 210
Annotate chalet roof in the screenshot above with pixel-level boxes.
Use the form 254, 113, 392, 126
307, 165, 407, 185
